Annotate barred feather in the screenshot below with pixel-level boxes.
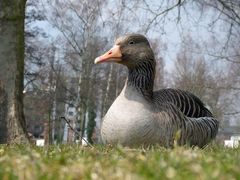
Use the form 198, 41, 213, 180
127, 56, 219, 147
152, 102, 219, 148
154, 89, 213, 118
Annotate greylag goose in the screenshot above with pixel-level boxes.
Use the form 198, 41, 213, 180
95, 34, 219, 148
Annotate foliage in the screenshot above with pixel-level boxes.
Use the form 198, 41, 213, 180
86, 102, 96, 144
0, 144, 239, 180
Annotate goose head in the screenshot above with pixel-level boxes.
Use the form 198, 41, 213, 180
95, 34, 155, 69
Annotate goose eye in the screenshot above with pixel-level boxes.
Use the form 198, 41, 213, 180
129, 41, 135, 45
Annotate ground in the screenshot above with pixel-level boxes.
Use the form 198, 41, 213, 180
0, 144, 239, 180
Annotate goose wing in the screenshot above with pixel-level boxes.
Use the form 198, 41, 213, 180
153, 88, 213, 118
153, 102, 219, 148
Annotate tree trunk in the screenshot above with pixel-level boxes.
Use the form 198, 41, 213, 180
102, 64, 114, 115
0, 0, 28, 144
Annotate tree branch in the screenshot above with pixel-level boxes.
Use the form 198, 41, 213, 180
144, 0, 186, 33
60, 117, 93, 147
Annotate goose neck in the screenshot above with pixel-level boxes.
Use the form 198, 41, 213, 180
127, 60, 155, 98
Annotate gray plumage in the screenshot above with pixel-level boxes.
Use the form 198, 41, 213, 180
96, 34, 219, 148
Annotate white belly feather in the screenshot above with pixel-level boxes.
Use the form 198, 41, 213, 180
101, 86, 159, 146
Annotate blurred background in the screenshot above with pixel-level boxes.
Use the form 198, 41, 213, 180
23, 0, 240, 146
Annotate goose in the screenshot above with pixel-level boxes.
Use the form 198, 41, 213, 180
95, 34, 219, 148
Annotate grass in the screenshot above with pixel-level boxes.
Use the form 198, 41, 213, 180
0, 144, 239, 180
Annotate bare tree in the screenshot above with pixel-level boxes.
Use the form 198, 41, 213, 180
27, 0, 239, 143
24, 0, 47, 90
41, 0, 108, 143
171, 36, 236, 124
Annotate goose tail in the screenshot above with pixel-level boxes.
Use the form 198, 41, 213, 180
180, 117, 219, 148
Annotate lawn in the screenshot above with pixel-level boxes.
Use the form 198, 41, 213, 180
0, 144, 239, 180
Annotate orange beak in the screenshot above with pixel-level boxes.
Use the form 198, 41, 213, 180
94, 45, 122, 64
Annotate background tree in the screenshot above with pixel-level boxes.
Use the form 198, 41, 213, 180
0, 0, 28, 143
40, 0, 108, 143
171, 37, 228, 119
21, 0, 240, 144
